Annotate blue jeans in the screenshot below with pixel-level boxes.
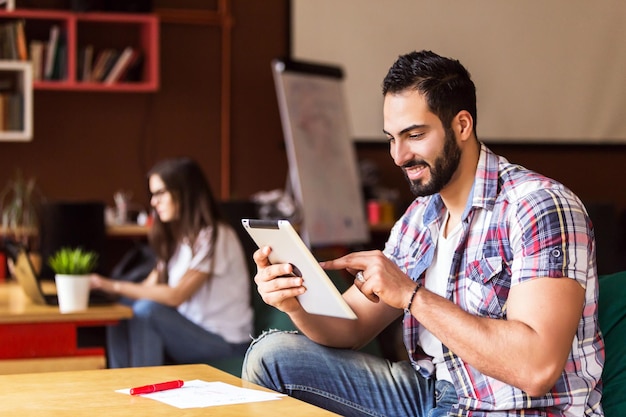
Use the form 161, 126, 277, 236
242, 331, 457, 417
107, 298, 249, 368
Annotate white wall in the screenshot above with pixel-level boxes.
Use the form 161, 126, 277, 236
292, 0, 626, 143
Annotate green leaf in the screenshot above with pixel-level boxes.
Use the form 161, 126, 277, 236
47, 247, 99, 275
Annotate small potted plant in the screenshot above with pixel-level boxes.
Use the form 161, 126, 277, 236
0, 170, 44, 247
47, 247, 98, 313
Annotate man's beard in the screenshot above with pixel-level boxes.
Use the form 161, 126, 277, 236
403, 128, 462, 197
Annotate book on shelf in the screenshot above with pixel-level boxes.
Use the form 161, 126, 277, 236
29, 40, 45, 81
99, 49, 121, 81
90, 49, 112, 81
53, 35, 67, 80
0, 20, 33, 61
8, 94, 22, 131
0, 93, 22, 132
91, 48, 120, 82
0, 72, 13, 91
104, 46, 136, 84
121, 50, 144, 82
0, 74, 16, 131
43, 25, 60, 80
0, 21, 18, 60
15, 20, 28, 61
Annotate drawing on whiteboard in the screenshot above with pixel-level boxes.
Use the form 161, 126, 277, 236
272, 59, 369, 247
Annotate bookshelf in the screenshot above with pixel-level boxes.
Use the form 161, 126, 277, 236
0, 61, 33, 141
0, 9, 159, 92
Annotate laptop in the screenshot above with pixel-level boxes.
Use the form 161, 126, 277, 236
4, 242, 118, 306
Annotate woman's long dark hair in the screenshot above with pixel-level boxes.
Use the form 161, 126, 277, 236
147, 157, 223, 282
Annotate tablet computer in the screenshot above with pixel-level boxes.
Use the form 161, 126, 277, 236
241, 219, 357, 320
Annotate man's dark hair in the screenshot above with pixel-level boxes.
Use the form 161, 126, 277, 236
382, 50, 478, 134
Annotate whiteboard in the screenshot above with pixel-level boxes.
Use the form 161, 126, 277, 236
272, 59, 369, 247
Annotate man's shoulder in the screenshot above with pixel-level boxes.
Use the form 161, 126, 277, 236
473, 146, 574, 212
483, 144, 560, 187
496, 159, 575, 204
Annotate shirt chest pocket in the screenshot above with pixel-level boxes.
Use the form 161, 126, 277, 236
462, 256, 508, 318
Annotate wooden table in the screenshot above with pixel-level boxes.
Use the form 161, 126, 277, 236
0, 281, 133, 374
0, 363, 340, 416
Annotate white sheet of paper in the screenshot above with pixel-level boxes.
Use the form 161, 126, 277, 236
116, 379, 284, 409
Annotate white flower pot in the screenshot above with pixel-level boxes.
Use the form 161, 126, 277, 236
55, 274, 90, 313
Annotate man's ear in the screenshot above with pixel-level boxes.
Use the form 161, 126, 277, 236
454, 110, 474, 142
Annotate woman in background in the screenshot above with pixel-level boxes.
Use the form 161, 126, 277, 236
91, 157, 253, 367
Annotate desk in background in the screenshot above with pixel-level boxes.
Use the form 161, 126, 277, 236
0, 363, 339, 416
0, 281, 132, 374
106, 224, 150, 237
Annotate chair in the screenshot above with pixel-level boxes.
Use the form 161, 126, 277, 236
217, 199, 297, 336
206, 200, 296, 376
597, 270, 626, 416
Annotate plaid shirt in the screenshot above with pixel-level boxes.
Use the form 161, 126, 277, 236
384, 144, 604, 416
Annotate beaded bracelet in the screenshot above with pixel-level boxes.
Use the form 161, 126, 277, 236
403, 283, 421, 315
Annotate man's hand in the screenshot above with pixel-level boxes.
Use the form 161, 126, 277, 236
321, 250, 416, 310
253, 246, 306, 314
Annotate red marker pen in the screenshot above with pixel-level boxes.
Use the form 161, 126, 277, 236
130, 379, 184, 395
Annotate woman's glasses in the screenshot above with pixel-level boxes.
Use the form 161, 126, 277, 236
150, 188, 169, 200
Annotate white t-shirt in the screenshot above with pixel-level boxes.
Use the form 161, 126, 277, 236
167, 223, 253, 344
419, 213, 462, 382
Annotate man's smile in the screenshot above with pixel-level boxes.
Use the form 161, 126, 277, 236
403, 163, 428, 181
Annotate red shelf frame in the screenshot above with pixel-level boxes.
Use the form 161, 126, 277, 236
0, 9, 159, 92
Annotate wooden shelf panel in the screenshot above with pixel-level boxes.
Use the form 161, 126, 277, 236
33, 80, 158, 92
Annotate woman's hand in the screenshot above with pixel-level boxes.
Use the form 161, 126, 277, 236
90, 273, 105, 290
89, 273, 118, 294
